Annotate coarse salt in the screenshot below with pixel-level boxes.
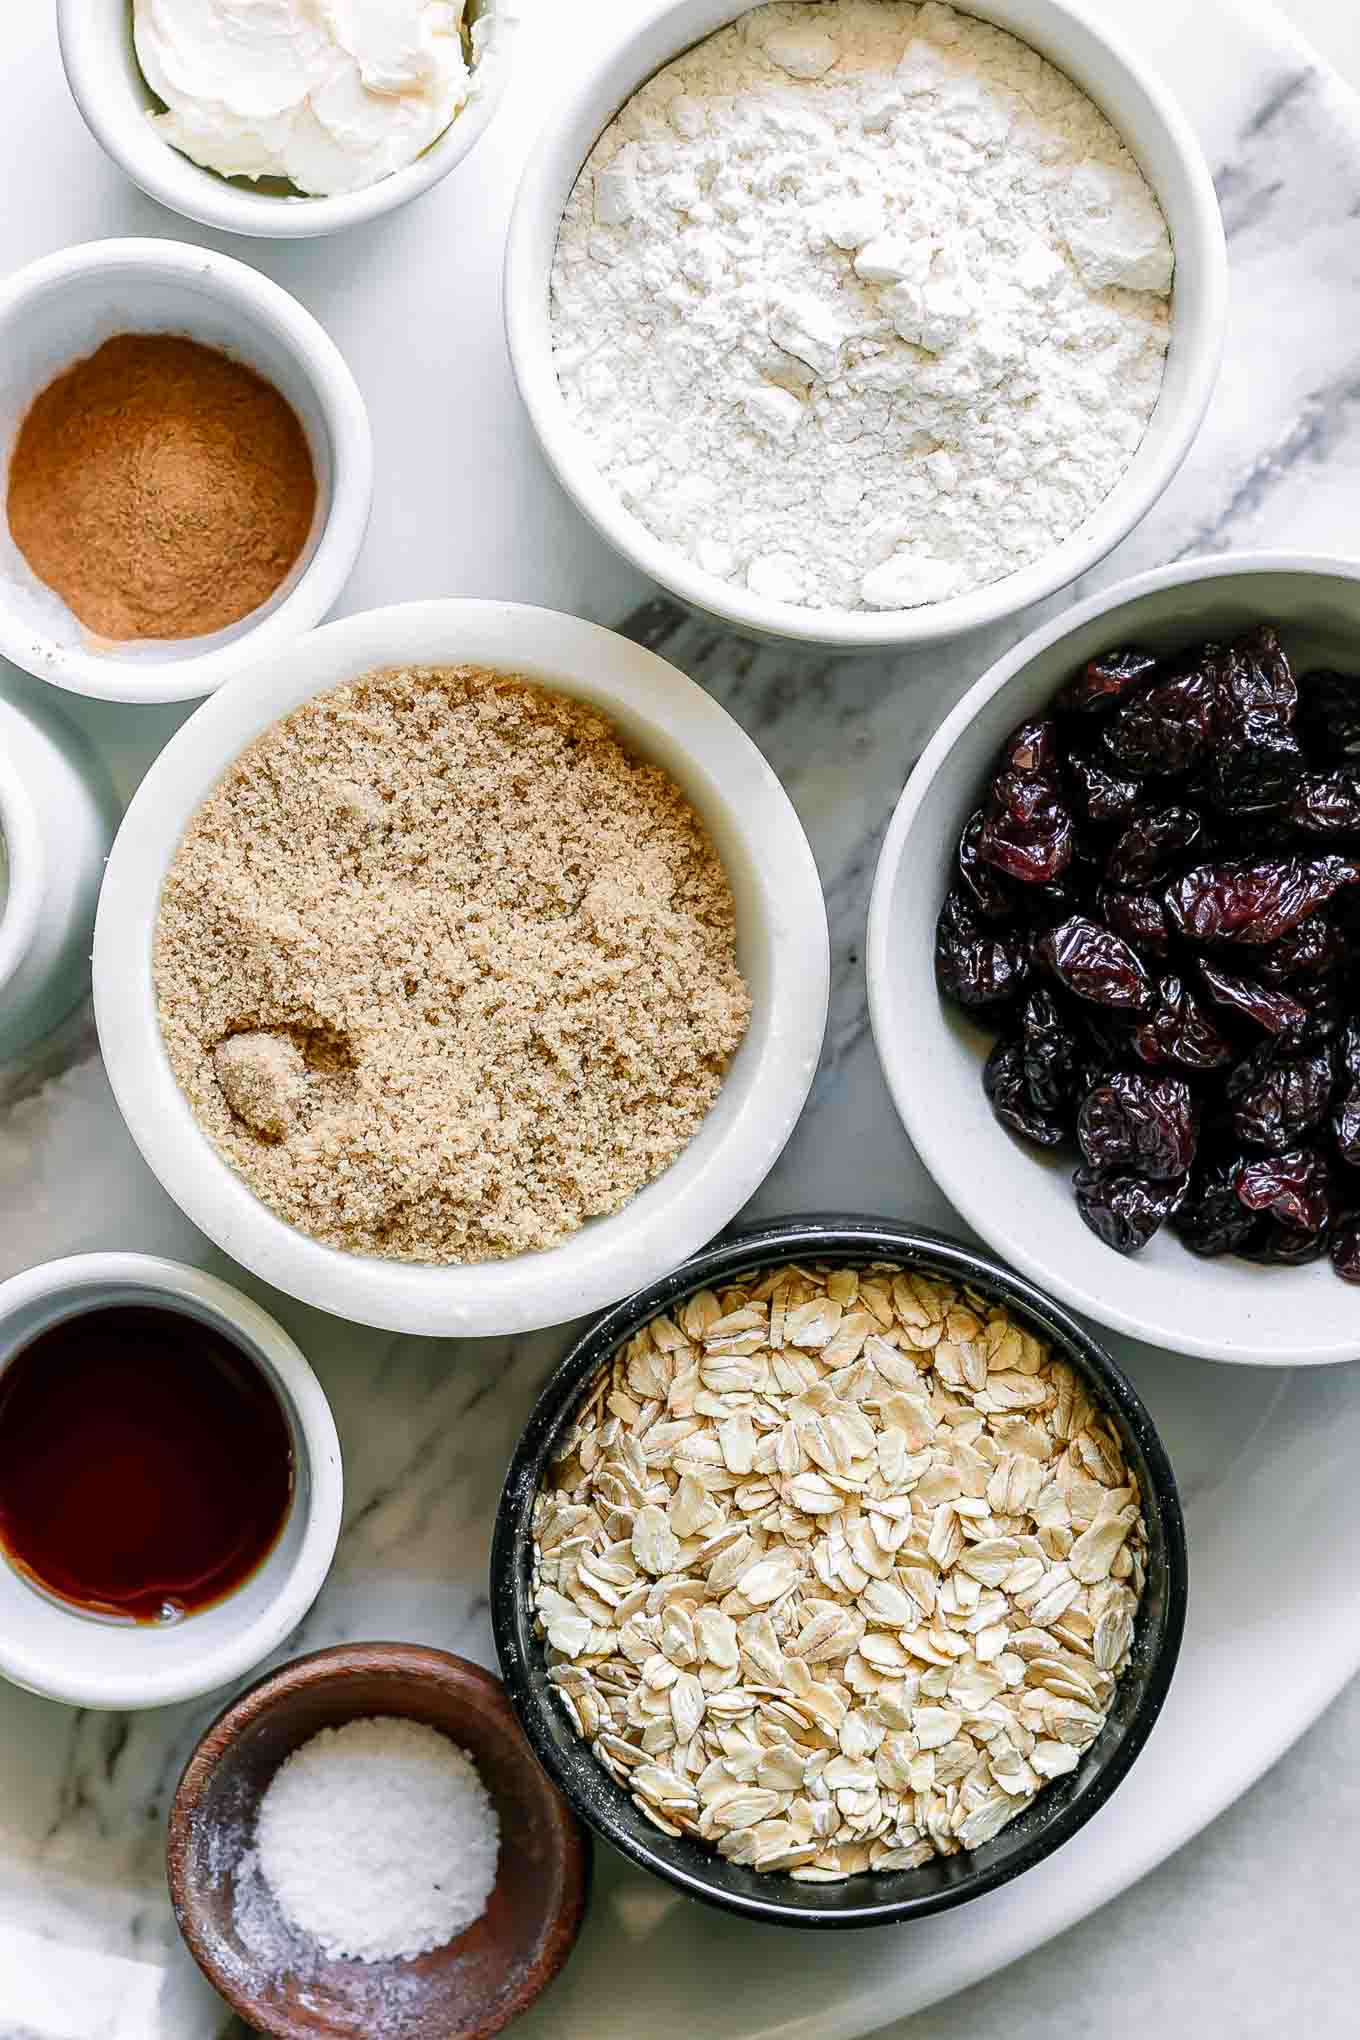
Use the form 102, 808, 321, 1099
254, 1716, 499, 1962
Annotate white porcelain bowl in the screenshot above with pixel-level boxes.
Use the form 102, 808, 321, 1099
0, 690, 119, 1070
93, 600, 829, 1338
0, 1254, 342, 1710
505, 0, 1227, 652
868, 553, 1360, 1368
56, 0, 514, 240
0, 239, 372, 704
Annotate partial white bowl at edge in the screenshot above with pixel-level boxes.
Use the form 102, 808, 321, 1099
0, 691, 119, 1068
93, 600, 830, 1339
0, 1254, 342, 1711
0, 239, 373, 704
56, 0, 515, 240
505, 0, 1229, 653
867, 554, 1360, 1369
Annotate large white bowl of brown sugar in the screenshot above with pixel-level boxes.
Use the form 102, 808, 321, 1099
93, 602, 828, 1336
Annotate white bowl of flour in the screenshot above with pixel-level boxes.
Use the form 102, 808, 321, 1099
506, 0, 1227, 650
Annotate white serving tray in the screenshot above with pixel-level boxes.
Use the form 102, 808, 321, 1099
2, 0, 1359, 2035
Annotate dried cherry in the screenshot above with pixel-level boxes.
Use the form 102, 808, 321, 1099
1225, 1040, 1333, 1152
991, 767, 1058, 828
1234, 1145, 1331, 1232
1329, 1213, 1360, 1282
1172, 1151, 1258, 1258
1245, 1217, 1330, 1265
1036, 915, 1152, 1012
1078, 1071, 1198, 1180
984, 1037, 1068, 1149
1204, 727, 1303, 818
1255, 915, 1343, 984
1289, 769, 1360, 839
935, 889, 1030, 1011
1333, 1030, 1360, 1166
1165, 854, 1359, 947
1098, 887, 1171, 960
979, 800, 1074, 886
1198, 962, 1307, 1036
1057, 647, 1158, 716
1020, 989, 1080, 1119
998, 720, 1061, 780
1219, 626, 1297, 736
1131, 974, 1234, 1072
1104, 804, 1202, 887
1295, 973, 1344, 1044
958, 808, 1018, 920
1067, 751, 1143, 826
1072, 1166, 1187, 1255
1103, 658, 1220, 777
1296, 668, 1360, 763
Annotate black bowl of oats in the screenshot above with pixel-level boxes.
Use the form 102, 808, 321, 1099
490, 1217, 1186, 1928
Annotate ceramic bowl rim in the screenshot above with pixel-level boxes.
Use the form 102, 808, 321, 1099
0, 237, 373, 703
0, 1252, 343, 1709
92, 599, 830, 1338
55, 0, 516, 241
490, 1214, 1188, 1928
0, 745, 44, 996
866, 549, 1360, 1366
503, 0, 1228, 651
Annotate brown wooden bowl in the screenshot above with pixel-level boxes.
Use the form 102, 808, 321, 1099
166, 1643, 591, 2039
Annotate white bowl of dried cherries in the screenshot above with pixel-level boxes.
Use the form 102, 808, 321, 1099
869, 555, 1360, 1368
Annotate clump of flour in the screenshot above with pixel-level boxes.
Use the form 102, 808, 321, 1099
551, 0, 1173, 612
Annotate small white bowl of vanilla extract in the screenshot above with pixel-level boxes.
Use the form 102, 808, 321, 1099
0, 1254, 341, 1710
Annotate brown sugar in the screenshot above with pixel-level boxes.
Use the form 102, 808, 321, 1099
154, 666, 752, 1263
6, 333, 316, 641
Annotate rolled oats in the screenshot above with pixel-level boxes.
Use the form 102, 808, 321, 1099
529, 1260, 1148, 1881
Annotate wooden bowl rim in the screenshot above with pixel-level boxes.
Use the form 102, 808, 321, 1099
166, 1641, 592, 2040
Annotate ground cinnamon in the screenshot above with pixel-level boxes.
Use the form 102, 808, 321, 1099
6, 333, 316, 642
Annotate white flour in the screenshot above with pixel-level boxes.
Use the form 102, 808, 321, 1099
550, 0, 1173, 612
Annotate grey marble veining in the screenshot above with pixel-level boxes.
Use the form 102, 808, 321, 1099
2, 1, 1360, 2036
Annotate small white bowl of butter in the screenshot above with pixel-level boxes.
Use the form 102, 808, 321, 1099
57, 0, 514, 240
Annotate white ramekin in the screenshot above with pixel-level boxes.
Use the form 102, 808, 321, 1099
93, 600, 830, 1338
0, 1254, 342, 1710
0, 240, 373, 704
56, 0, 516, 241
867, 553, 1360, 1369
0, 690, 118, 1070
505, 0, 1228, 652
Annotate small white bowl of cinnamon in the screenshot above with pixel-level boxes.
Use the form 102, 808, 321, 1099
0, 238, 372, 705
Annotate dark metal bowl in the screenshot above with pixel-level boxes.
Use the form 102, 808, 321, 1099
491, 1216, 1187, 1929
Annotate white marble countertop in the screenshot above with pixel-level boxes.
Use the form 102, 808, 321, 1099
1275, 0, 1360, 80
2, 0, 1360, 2036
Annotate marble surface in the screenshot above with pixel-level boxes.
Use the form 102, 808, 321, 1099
1276, 0, 1360, 80
2, 0, 1360, 2036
